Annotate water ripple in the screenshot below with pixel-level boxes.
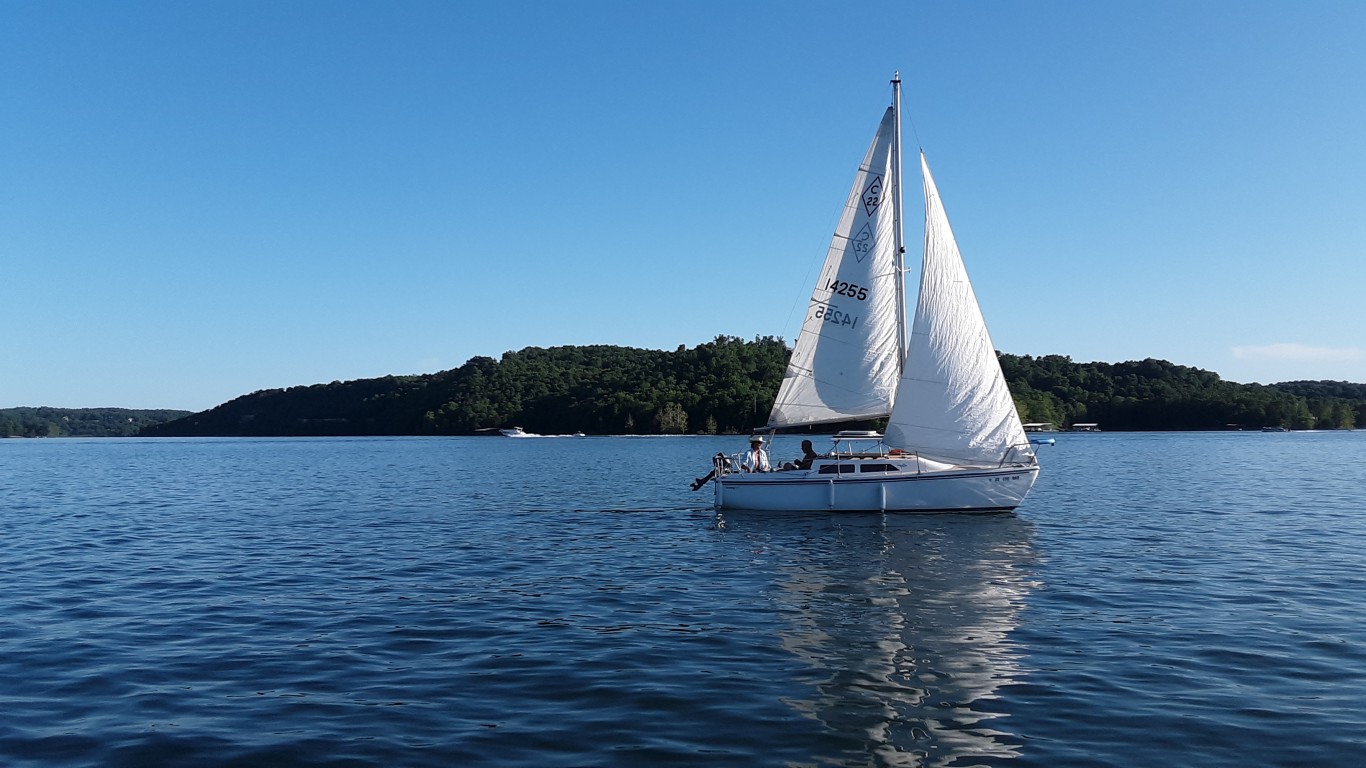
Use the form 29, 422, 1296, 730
2, 433, 1365, 766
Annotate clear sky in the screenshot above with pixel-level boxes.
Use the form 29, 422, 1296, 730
4, 1, 1364, 411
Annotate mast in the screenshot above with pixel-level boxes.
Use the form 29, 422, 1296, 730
890, 72, 907, 370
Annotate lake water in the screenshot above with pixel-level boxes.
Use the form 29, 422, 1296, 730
1, 431, 1364, 767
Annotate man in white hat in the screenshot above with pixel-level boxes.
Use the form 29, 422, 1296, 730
741, 435, 770, 472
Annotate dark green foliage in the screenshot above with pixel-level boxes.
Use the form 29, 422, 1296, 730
138, 375, 452, 437
131, 341, 1364, 437
142, 336, 789, 437
421, 336, 788, 435
0, 407, 191, 438
1271, 381, 1366, 430
1000, 354, 1359, 430
1272, 381, 1366, 399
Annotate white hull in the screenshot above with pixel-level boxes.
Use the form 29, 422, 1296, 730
715, 464, 1038, 513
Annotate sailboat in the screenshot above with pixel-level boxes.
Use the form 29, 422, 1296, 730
696, 74, 1039, 513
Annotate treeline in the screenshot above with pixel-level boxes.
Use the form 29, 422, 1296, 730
1, 407, 191, 438
142, 336, 788, 437
1002, 355, 1364, 430
135, 339, 1364, 437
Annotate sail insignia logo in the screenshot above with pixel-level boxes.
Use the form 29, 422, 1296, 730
861, 175, 884, 216
850, 223, 874, 262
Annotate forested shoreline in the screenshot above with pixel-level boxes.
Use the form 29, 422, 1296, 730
8, 339, 1361, 438
0, 407, 191, 438
125, 337, 1365, 438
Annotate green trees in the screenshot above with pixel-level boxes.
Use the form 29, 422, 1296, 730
417, 336, 787, 436
1270, 381, 1365, 429
999, 354, 1352, 430
131, 342, 1366, 437
142, 337, 789, 437
0, 408, 190, 437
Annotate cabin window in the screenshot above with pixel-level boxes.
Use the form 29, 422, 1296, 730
859, 464, 897, 473
817, 464, 856, 474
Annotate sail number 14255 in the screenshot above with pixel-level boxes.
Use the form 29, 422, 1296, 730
826, 279, 868, 301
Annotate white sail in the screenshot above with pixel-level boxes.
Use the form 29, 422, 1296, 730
883, 153, 1030, 466
767, 107, 903, 428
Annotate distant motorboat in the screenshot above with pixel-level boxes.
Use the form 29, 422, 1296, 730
500, 427, 539, 438
1261, 426, 1289, 432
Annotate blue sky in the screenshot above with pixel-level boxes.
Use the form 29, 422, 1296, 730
4, 1, 1364, 411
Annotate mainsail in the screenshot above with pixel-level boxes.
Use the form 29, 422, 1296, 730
767, 107, 904, 428
883, 153, 1030, 465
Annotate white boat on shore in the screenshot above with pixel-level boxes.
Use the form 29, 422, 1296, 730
694, 74, 1039, 513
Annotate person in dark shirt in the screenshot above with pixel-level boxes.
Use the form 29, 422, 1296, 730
784, 439, 820, 471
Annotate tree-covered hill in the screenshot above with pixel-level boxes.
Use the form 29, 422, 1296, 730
1, 407, 191, 438
137, 339, 1366, 438
1269, 380, 1366, 400
141, 336, 789, 437
1002, 355, 1363, 430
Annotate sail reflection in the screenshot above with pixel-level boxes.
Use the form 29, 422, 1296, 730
715, 510, 1038, 767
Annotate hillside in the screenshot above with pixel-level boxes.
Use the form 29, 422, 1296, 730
141, 336, 788, 437
1001, 355, 1360, 430
1, 407, 192, 438
136, 338, 1365, 437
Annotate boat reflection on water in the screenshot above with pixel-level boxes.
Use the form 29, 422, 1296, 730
714, 510, 1038, 766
